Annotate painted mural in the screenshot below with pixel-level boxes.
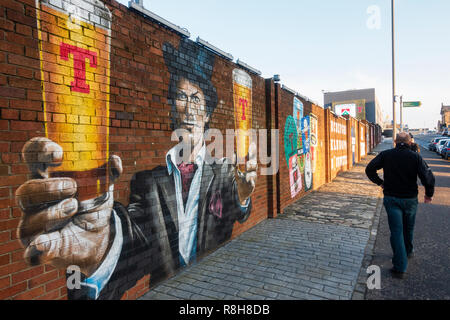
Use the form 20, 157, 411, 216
297, 125, 304, 174
284, 98, 316, 197
301, 116, 312, 191
330, 119, 348, 172
233, 69, 253, 171
309, 114, 318, 174
284, 116, 302, 197
293, 97, 303, 129
351, 124, 356, 165
360, 125, 366, 157
0, 0, 384, 301
15, 0, 257, 300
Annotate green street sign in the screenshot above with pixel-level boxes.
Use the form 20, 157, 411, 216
403, 101, 422, 108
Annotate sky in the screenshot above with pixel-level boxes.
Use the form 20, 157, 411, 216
116, 0, 450, 129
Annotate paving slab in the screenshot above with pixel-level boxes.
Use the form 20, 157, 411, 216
140, 151, 387, 300
141, 219, 370, 300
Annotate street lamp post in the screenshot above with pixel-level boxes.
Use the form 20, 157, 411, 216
400, 95, 403, 132
392, 0, 397, 146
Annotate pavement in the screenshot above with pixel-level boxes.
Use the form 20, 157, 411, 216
366, 134, 450, 300
140, 144, 389, 301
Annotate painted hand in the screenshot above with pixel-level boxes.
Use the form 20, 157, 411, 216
15, 137, 122, 277
234, 142, 258, 205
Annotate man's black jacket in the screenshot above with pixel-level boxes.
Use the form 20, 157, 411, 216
365, 143, 435, 198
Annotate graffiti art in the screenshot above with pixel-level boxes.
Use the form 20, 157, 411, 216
233, 69, 253, 172
284, 116, 302, 198
16, 2, 258, 299
304, 152, 313, 191
284, 116, 298, 167
301, 116, 310, 155
293, 97, 303, 130
288, 154, 302, 198
309, 114, 318, 174
351, 125, 356, 165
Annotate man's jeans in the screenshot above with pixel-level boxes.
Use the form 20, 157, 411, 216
383, 196, 419, 273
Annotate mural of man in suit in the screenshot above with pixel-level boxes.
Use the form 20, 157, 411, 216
15, 39, 257, 299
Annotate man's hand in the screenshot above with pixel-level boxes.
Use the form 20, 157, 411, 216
424, 196, 433, 204
15, 137, 122, 277
234, 142, 258, 205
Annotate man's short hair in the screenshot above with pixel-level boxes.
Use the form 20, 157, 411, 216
162, 38, 218, 130
395, 132, 411, 144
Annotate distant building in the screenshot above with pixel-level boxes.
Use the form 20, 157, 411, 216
324, 88, 383, 126
440, 103, 450, 129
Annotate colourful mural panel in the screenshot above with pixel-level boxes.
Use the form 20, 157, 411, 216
293, 97, 303, 129
284, 115, 302, 197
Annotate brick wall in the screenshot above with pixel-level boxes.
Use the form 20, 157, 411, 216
0, 0, 380, 300
329, 112, 348, 180
277, 86, 328, 215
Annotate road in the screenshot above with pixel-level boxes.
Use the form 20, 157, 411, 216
366, 134, 450, 300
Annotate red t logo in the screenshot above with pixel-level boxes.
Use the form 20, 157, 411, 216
239, 98, 248, 120
60, 43, 97, 94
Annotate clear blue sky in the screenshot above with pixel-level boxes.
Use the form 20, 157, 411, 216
116, 0, 450, 129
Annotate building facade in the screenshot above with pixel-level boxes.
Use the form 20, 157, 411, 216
324, 88, 383, 126
441, 103, 450, 129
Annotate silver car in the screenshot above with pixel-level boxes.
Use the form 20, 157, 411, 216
436, 139, 450, 155
441, 140, 450, 160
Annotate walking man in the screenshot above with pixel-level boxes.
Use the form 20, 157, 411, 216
365, 132, 435, 278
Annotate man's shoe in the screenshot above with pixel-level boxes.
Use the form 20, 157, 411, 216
390, 268, 406, 279
407, 252, 415, 259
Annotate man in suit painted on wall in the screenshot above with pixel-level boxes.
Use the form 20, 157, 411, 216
15, 38, 257, 299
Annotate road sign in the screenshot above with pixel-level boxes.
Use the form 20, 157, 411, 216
403, 101, 421, 108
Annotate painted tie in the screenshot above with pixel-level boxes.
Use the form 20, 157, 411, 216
178, 162, 197, 208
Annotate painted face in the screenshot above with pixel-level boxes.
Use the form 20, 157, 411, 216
173, 78, 210, 148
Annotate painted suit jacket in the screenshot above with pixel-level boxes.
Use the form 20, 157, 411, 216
69, 159, 251, 300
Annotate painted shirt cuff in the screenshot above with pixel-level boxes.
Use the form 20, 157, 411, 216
234, 187, 250, 213
81, 210, 123, 300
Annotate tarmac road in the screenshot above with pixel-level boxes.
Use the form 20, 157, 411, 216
366, 134, 450, 300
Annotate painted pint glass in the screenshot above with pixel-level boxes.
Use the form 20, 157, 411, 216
232, 69, 252, 173
36, 0, 112, 209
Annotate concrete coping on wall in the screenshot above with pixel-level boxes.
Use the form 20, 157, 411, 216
280, 85, 322, 108
281, 84, 296, 95
197, 37, 234, 61
128, 1, 191, 38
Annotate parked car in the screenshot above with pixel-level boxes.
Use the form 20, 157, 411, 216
436, 139, 450, 155
439, 140, 450, 157
442, 141, 450, 160
383, 129, 393, 138
429, 137, 446, 151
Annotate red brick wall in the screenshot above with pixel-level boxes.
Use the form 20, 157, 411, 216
277, 87, 328, 215
0, 0, 272, 300
0, 0, 381, 300
347, 117, 360, 169
329, 113, 348, 180
310, 103, 326, 190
